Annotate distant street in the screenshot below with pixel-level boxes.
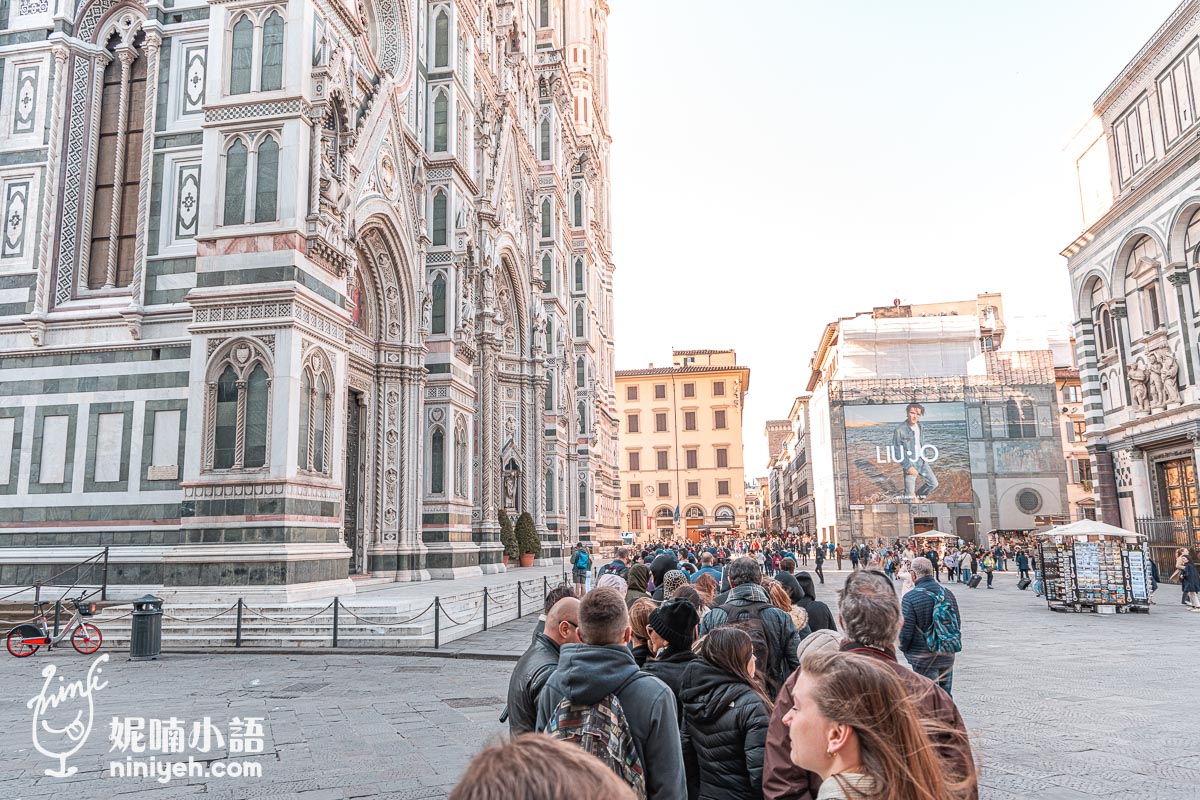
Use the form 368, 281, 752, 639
2, 569, 1199, 800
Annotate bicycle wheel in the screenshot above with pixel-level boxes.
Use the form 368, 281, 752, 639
6, 627, 40, 657
71, 623, 102, 654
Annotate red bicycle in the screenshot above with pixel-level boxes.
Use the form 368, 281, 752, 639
6, 595, 103, 657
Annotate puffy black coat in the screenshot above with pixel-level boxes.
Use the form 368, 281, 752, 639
679, 658, 771, 800
643, 647, 698, 722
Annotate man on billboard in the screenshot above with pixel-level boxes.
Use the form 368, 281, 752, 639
892, 403, 939, 501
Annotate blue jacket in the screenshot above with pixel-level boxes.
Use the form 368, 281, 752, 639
899, 576, 960, 661
690, 565, 723, 584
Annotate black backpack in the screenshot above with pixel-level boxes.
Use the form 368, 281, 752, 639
716, 601, 774, 686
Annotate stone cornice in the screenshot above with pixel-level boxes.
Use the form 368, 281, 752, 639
1094, 0, 1200, 114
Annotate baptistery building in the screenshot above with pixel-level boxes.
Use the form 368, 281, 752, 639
0, 0, 618, 596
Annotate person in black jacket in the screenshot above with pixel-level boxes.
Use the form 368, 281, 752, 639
680, 627, 773, 800
505, 597, 579, 734
644, 597, 700, 717
795, 571, 838, 632
649, 552, 679, 600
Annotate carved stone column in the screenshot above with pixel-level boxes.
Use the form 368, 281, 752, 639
26, 43, 71, 341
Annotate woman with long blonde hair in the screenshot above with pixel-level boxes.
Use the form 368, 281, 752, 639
782, 649, 976, 800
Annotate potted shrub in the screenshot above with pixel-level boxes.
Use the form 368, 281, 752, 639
516, 512, 540, 567
499, 511, 518, 567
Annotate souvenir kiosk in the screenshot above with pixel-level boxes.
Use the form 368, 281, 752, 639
909, 531, 956, 558
1036, 521, 1153, 614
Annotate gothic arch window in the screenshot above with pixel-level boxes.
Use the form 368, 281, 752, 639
228, 8, 287, 95
430, 426, 445, 494
578, 400, 587, 434
222, 133, 281, 226
540, 198, 552, 239
432, 90, 449, 152
573, 190, 583, 227
297, 350, 334, 474
574, 258, 584, 291
1123, 235, 1164, 336
541, 252, 552, 287
434, 8, 450, 68
545, 371, 555, 411
539, 0, 549, 27
206, 340, 273, 471
576, 356, 586, 387
87, 31, 150, 290
539, 116, 551, 161
261, 11, 284, 90
574, 303, 584, 338
454, 421, 468, 497
432, 190, 448, 245
431, 272, 447, 334
545, 468, 554, 511
579, 478, 589, 517
545, 317, 554, 355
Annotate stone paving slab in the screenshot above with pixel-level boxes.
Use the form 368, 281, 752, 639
2, 567, 1199, 798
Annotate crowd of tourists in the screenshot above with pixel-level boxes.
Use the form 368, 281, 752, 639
451, 540, 976, 800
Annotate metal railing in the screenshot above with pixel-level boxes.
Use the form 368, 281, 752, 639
0, 546, 109, 605
61, 570, 574, 651
1136, 517, 1197, 579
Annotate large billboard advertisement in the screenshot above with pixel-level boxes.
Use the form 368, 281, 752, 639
844, 402, 973, 505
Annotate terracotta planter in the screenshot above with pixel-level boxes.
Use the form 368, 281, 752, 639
519, 553, 536, 567
502, 554, 510, 567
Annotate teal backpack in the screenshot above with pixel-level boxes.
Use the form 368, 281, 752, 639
918, 587, 962, 654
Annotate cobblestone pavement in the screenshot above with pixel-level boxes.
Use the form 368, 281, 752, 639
2, 568, 1198, 799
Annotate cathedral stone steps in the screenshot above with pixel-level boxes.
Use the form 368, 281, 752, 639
83, 592, 509, 651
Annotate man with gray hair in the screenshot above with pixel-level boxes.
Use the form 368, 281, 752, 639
699, 556, 801, 692
761, 569, 975, 800
900, 556, 961, 695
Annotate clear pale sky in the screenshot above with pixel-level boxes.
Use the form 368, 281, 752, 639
605, 0, 1181, 474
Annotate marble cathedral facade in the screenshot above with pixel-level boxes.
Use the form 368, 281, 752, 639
0, 0, 618, 598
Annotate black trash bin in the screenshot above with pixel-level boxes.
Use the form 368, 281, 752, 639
129, 594, 163, 661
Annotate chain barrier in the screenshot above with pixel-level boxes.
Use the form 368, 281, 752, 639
242, 602, 335, 625
162, 604, 239, 623
338, 600, 436, 627
438, 599, 485, 627
484, 587, 516, 610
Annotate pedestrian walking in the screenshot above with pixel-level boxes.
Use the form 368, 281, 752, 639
835, 544, 843, 570
505, 597, 580, 735
1016, 549, 1031, 582
944, 550, 959, 584
762, 569, 976, 800
982, 553, 996, 589
814, 547, 825, 584
1182, 557, 1200, 611
959, 550, 974, 585
680, 627, 774, 799
780, 650, 976, 800
899, 558, 962, 695
848, 547, 860, 571
536, 588, 687, 800
795, 572, 837, 633
571, 542, 591, 597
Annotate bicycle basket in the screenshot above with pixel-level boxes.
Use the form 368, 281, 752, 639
77, 602, 97, 617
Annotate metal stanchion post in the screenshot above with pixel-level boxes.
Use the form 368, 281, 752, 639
483, 590, 488, 632
543, 575, 548, 597
434, 597, 441, 649
235, 598, 243, 648
332, 598, 340, 648
517, 580, 522, 618
101, 546, 110, 601
53, 600, 61, 637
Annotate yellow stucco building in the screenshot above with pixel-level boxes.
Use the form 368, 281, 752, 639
616, 350, 751, 542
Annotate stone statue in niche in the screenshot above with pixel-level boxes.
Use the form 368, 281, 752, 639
420, 292, 432, 333
1128, 360, 1150, 413
1160, 348, 1183, 405
1147, 353, 1166, 410
502, 464, 518, 510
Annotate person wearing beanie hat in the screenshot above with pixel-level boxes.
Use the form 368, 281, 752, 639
643, 597, 701, 723
662, 569, 689, 600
